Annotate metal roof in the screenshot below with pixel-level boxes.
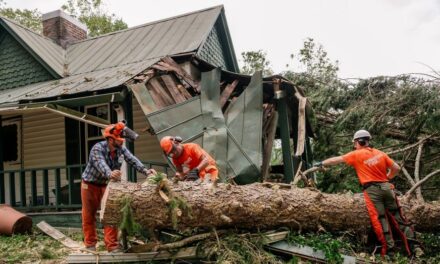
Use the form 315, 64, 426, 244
1, 6, 223, 77
0, 6, 228, 105
0, 59, 157, 105
0, 16, 65, 77
66, 6, 222, 75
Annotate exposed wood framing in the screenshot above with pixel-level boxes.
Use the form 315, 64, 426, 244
160, 75, 187, 103
149, 77, 175, 106
152, 56, 200, 93
220, 79, 239, 108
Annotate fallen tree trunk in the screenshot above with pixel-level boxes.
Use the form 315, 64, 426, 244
101, 181, 440, 233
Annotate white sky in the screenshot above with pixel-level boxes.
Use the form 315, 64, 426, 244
5, 0, 440, 78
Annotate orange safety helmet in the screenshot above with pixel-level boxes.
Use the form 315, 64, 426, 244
160, 136, 174, 155
102, 122, 125, 142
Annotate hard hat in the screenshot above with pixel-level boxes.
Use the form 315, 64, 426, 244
160, 136, 174, 154
353, 130, 371, 142
102, 122, 125, 142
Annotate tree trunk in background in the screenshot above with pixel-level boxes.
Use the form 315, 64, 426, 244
101, 181, 440, 233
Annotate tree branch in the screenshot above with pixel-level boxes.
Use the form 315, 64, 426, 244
405, 169, 440, 197
414, 142, 425, 202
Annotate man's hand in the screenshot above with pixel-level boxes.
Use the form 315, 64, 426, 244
313, 161, 323, 168
144, 168, 157, 176
110, 170, 121, 182
175, 172, 186, 181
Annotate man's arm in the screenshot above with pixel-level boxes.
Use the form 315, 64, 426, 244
121, 147, 155, 175
387, 162, 400, 180
195, 154, 209, 172
321, 156, 345, 167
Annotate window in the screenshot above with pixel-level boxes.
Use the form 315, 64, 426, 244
85, 104, 110, 158
2, 118, 21, 164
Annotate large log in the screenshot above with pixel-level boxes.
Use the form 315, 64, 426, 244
101, 181, 440, 233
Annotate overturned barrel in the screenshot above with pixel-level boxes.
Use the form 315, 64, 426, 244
0, 204, 32, 235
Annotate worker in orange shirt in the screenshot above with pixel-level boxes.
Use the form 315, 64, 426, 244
160, 136, 218, 188
314, 130, 421, 257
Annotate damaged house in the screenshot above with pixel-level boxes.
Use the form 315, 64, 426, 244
0, 6, 314, 218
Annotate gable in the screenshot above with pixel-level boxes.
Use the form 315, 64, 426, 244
0, 29, 53, 90
197, 11, 238, 72
198, 25, 229, 70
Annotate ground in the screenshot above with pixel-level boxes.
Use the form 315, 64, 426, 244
0, 228, 439, 263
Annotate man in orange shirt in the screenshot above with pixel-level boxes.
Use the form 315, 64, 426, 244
160, 136, 218, 188
315, 130, 420, 257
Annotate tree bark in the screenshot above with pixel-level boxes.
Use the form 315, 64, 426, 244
101, 181, 440, 233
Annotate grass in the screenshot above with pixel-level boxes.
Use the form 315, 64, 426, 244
1, 225, 439, 263
0, 227, 84, 263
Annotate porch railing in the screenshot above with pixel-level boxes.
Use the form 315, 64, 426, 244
0, 161, 170, 211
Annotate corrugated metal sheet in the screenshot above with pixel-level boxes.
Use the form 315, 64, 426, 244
0, 17, 65, 77
0, 59, 157, 105
66, 6, 221, 75
141, 70, 263, 183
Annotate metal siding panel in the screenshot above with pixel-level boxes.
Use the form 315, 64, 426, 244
226, 72, 263, 166
22, 111, 65, 168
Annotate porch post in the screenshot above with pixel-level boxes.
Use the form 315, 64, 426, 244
123, 93, 135, 182
274, 82, 294, 183
0, 116, 4, 203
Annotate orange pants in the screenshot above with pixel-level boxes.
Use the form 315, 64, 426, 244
81, 181, 119, 251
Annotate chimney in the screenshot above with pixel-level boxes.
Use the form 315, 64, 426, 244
42, 10, 87, 48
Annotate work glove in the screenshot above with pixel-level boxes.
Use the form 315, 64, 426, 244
313, 161, 323, 168
186, 168, 199, 181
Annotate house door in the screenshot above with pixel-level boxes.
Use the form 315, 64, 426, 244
2, 117, 22, 204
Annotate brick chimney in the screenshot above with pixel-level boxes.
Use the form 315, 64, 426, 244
42, 10, 87, 48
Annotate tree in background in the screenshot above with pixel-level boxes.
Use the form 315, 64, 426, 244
0, 0, 42, 32
0, 0, 127, 37
62, 0, 127, 37
240, 50, 273, 76
242, 38, 440, 200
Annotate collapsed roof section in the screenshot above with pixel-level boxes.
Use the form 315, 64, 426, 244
128, 56, 315, 184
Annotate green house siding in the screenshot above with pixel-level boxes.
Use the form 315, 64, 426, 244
0, 31, 53, 90
199, 25, 229, 70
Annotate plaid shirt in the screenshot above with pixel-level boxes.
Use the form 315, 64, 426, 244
82, 141, 146, 184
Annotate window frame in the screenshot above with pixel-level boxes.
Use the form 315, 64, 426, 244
2, 116, 22, 165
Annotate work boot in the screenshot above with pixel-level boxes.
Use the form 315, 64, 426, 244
85, 246, 96, 252
109, 248, 123, 253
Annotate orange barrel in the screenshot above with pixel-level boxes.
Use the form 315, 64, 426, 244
0, 204, 32, 235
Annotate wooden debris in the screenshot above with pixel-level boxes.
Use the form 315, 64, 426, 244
36, 221, 81, 250
220, 80, 239, 107
66, 231, 289, 263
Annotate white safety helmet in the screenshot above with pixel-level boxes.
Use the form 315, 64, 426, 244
352, 130, 371, 142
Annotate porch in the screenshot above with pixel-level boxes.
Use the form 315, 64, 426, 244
0, 161, 169, 211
